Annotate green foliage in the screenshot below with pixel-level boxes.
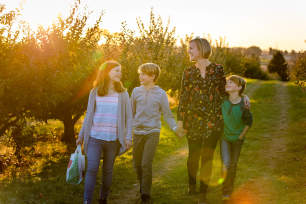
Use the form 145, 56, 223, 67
209, 38, 244, 75
210, 43, 268, 80
0, 4, 32, 160
268, 51, 289, 81
291, 51, 306, 88
245, 46, 262, 58
100, 9, 191, 93
244, 57, 269, 80
26, 0, 103, 144
211, 46, 245, 75
0, 0, 104, 156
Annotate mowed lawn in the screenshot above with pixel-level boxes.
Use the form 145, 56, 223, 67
0, 79, 305, 204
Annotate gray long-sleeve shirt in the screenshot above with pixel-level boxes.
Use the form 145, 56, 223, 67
131, 86, 177, 135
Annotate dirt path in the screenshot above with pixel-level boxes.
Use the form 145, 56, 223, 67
110, 81, 262, 204
111, 145, 188, 204
232, 82, 290, 204
264, 83, 289, 169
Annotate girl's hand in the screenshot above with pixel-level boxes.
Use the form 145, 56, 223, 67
76, 138, 83, 146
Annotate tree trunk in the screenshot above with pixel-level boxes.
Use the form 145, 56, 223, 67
62, 114, 75, 146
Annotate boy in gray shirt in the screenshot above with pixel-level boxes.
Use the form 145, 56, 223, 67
131, 63, 178, 203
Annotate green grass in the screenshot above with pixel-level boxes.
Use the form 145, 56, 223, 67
150, 80, 306, 204
281, 83, 306, 204
0, 111, 184, 203
1, 80, 305, 204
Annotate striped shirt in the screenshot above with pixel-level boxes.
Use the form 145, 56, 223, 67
90, 94, 118, 141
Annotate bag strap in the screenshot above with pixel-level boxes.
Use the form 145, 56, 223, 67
76, 145, 82, 153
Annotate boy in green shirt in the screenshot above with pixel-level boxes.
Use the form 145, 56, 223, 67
221, 75, 253, 202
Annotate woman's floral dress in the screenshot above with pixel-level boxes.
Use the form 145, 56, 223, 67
177, 63, 226, 141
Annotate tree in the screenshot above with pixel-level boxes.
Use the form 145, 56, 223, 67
0, 0, 104, 146
291, 51, 306, 88
268, 51, 289, 81
28, 1, 103, 144
243, 57, 269, 80
0, 4, 38, 161
209, 38, 246, 75
100, 9, 189, 93
245, 46, 262, 58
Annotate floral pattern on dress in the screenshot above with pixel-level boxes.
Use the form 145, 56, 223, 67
177, 63, 226, 141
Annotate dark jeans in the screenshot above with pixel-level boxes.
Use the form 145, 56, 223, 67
220, 139, 244, 195
84, 137, 120, 204
133, 132, 160, 196
187, 131, 221, 197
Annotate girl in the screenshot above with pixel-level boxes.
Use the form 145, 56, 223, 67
76, 60, 132, 204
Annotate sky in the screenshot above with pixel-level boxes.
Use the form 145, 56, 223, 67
2, 0, 306, 51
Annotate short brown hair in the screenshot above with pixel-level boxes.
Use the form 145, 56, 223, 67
227, 75, 246, 96
93, 60, 126, 96
138, 63, 161, 82
189, 37, 212, 59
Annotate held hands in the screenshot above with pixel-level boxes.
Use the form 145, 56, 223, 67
176, 127, 187, 138
125, 140, 133, 150
175, 121, 187, 138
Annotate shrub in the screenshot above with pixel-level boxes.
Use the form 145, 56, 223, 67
244, 57, 269, 80
268, 51, 289, 81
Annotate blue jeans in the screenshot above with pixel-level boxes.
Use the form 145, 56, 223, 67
84, 137, 120, 204
220, 138, 244, 195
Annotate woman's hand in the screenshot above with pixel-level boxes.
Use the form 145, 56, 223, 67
244, 95, 251, 109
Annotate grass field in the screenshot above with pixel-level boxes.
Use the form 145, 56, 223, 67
0, 79, 305, 204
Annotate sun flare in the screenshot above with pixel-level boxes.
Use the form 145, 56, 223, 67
6, 0, 72, 30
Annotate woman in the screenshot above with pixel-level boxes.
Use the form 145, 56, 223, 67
76, 60, 133, 204
177, 37, 249, 204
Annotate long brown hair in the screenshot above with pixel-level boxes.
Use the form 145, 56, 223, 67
93, 60, 126, 96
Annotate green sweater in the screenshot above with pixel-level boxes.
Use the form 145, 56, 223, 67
221, 97, 253, 142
